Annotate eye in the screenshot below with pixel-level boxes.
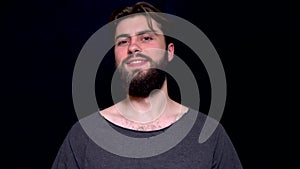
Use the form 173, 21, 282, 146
142, 36, 153, 42
116, 39, 129, 46
140, 33, 155, 42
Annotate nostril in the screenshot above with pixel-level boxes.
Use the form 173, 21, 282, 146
128, 50, 133, 55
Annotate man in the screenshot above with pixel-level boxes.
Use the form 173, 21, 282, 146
52, 2, 243, 168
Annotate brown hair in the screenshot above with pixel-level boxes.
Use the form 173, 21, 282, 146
110, 2, 171, 44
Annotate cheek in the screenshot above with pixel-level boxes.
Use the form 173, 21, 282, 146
114, 48, 126, 65
144, 45, 166, 58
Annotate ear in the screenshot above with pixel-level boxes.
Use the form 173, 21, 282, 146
167, 43, 175, 62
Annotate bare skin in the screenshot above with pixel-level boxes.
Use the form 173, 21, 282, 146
100, 15, 188, 131
100, 81, 188, 131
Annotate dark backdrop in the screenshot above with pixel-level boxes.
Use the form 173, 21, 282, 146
1, 0, 297, 168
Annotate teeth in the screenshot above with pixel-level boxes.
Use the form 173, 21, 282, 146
129, 60, 144, 64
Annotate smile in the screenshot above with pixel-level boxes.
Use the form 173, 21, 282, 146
126, 58, 149, 67
128, 60, 145, 64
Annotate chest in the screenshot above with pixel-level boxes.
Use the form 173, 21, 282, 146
83, 138, 214, 169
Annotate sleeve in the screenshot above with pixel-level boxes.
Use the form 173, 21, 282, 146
212, 125, 243, 169
51, 123, 87, 169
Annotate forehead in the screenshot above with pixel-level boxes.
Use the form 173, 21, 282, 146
115, 15, 163, 38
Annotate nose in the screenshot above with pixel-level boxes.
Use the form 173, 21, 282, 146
128, 40, 141, 55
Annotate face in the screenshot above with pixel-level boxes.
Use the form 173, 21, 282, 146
114, 15, 174, 75
114, 15, 174, 97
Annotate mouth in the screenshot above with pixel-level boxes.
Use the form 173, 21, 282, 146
126, 58, 149, 68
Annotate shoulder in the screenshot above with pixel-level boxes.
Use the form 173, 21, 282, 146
190, 109, 243, 168
65, 120, 89, 146
187, 109, 243, 167
51, 114, 98, 169
186, 108, 229, 144
66, 112, 104, 144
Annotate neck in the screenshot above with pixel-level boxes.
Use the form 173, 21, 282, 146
100, 80, 189, 131
118, 80, 171, 123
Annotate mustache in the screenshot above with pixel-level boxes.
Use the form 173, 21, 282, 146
122, 53, 153, 65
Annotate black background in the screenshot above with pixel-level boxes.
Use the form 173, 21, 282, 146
1, 0, 298, 168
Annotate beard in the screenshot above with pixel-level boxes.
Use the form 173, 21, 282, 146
117, 52, 168, 98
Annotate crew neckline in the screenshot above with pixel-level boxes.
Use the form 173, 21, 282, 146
97, 108, 190, 133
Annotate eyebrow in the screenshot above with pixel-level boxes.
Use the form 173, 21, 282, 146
115, 30, 158, 41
